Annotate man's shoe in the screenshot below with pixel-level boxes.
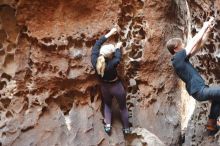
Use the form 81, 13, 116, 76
217, 117, 220, 129
206, 118, 218, 135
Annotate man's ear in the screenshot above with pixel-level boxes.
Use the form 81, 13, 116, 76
173, 47, 178, 53
174, 44, 182, 53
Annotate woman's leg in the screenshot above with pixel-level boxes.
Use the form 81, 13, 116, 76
111, 81, 130, 128
100, 83, 113, 125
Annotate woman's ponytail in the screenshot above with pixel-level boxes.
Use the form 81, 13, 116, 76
96, 55, 105, 77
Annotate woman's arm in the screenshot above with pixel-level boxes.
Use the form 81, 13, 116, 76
91, 28, 117, 68
105, 42, 122, 70
91, 36, 107, 68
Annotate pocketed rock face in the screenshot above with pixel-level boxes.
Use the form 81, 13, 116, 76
0, 0, 190, 146
121, 0, 188, 145
183, 0, 220, 146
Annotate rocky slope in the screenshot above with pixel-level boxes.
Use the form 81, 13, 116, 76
0, 0, 219, 146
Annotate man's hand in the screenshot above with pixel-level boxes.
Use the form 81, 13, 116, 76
209, 17, 215, 29
110, 28, 117, 35
204, 17, 215, 28
115, 42, 122, 48
187, 16, 215, 56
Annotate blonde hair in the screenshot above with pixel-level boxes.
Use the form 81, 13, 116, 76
96, 55, 105, 77
166, 38, 182, 55
96, 44, 116, 77
100, 44, 115, 58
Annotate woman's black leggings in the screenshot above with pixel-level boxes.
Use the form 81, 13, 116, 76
193, 86, 220, 119
100, 80, 129, 128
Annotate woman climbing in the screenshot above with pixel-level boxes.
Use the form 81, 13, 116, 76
91, 27, 131, 135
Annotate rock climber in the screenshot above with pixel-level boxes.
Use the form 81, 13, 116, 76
91, 27, 131, 135
166, 17, 220, 134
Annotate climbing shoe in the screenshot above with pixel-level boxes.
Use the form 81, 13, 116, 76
104, 124, 112, 135
122, 127, 132, 135
206, 118, 218, 135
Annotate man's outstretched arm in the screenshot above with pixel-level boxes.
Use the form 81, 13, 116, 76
190, 26, 213, 56
185, 17, 214, 56
105, 28, 117, 38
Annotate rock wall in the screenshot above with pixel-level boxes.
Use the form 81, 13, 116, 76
1, 0, 215, 146
184, 0, 220, 146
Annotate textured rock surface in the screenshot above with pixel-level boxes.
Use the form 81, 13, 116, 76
1, 0, 218, 146
183, 0, 220, 146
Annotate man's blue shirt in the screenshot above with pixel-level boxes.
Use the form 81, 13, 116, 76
172, 49, 205, 95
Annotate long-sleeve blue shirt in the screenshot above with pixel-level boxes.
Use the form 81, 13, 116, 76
91, 36, 121, 81
172, 49, 205, 95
